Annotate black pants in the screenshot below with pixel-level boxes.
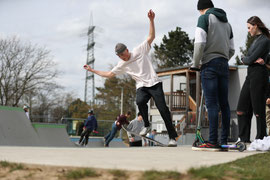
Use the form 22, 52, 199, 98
79, 129, 91, 145
237, 65, 268, 141
129, 140, 142, 147
136, 82, 178, 139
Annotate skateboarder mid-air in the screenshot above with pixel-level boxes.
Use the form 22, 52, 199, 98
84, 9, 178, 147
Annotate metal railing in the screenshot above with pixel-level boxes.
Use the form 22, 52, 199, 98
150, 91, 187, 111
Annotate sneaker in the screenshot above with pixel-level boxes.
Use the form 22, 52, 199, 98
139, 126, 151, 136
104, 143, 109, 147
168, 139, 177, 147
235, 137, 241, 144
198, 142, 220, 149
236, 137, 251, 144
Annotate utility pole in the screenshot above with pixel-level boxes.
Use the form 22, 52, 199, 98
84, 12, 95, 106
119, 87, 124, 138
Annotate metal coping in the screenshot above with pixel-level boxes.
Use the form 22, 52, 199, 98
0, 105, 24, 112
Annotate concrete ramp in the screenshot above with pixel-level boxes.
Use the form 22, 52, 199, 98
0, 105, 125, 148
32, 123, 75, 147
0, 106, 41, 146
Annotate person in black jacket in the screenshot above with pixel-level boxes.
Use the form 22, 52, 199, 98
78, 110, 98, 146
237, 16, 270, 142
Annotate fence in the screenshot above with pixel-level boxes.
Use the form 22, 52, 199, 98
61, 118, 115, 137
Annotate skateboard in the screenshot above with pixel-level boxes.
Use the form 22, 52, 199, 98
122, 126, 167, 147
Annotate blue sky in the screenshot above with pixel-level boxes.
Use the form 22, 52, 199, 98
0, 0, 269, 101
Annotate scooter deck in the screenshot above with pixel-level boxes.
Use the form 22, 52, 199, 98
191, 146, 221, 152
122, 126, 167, 147
192, 143, 246, 152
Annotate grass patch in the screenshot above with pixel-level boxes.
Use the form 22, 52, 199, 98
0, 161, 10, 167
109, 169, 128, 179
0, 161, 24, 172
140, 170, 181, 180
64, 168, 99, 179
188, 151, 270, 180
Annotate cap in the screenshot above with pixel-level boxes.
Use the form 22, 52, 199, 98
197, 0, 214, 10
115, 43, 127, 55
88, 110, 94, 114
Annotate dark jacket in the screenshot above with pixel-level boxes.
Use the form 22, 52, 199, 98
242, 34, 270, 65
84, 115, 97, 131
115, 114, 129, 130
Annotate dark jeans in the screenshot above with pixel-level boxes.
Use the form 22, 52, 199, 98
105, 123, 118, 146
129, 140, 142, 147
237, 64, 268, 141
136, 82, 178, 139
201, 57, 230, 144
79, 129, 91, 145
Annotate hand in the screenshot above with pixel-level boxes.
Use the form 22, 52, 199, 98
84, 64, 92, 71
255, 58, 265, 65
266, 98, 270, 105
116, 122, 120, 126
148, 9, 155, 20
130, 137, 134, 142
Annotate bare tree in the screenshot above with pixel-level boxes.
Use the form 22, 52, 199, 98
30, 85, 76, 123
0, 36, 58, 106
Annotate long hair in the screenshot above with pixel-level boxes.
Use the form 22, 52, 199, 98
247, 16, 270, 39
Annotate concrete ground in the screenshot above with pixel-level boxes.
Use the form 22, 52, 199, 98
0, 145, 260, 172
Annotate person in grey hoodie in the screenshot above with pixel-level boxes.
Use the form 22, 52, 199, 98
192, 0, 235, 149
126, 112, 145, 147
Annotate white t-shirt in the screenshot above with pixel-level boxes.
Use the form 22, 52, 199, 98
111, 40, 161, 89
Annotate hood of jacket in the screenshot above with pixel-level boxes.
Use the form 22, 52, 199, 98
206, 8, 228, 23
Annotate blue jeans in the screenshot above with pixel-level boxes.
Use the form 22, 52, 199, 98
105, 123, 118, 146
201, 57, 230, 144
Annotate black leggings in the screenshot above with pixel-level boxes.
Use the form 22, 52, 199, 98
237, 65, 268, 141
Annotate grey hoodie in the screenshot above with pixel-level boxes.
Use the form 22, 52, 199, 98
126, 118, 144, 142
193, 8, 235, 67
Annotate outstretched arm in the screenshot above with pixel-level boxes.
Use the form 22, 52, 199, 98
147, 9, 155, 46
84, 65, 115, 78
